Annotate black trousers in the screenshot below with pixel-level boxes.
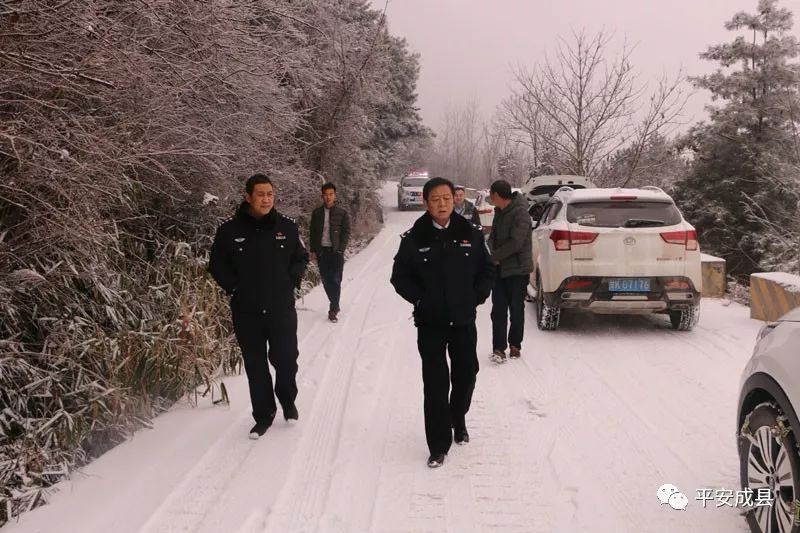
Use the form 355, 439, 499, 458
318, 247, 344, 313
417, 324, 479, 456
491, 274, 528, 351
231, 306, 298, 425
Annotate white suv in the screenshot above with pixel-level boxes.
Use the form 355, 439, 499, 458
397, 173, 429, 210
529, 186, 702, 331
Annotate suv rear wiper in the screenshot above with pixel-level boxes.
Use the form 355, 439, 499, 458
622, 218, 665, 227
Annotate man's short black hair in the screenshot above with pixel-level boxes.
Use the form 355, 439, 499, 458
454, 185, 465, 192
246, 173, 273, 195
321, 182, 336, 193
423, 177, 455, 201
490, 179, 513, 200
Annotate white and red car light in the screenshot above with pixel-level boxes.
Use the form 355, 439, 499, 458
660, 230, 698, 250
549, 230, 599, 251
564, 279, 594, 290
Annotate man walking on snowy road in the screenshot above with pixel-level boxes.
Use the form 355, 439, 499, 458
309, 182, 351, 323
391, 177, 495, 468
487, 179, 533, 364
209, 173, 309, 439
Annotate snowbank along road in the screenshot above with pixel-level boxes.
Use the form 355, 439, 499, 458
6, 183, 761, 533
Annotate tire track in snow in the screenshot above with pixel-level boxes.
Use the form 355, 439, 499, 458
316, 302, 408, 532
137, 226, 397, 533
526, 309, 747, 532
262, 230, 399, 532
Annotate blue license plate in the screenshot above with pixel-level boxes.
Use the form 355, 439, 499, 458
608, 278, 651, 292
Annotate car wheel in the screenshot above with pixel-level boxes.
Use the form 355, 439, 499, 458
535, 273, 560, 331
738, 402, 800, 533
669, 305, 699, 331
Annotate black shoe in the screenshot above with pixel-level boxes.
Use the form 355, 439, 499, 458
283, 404, 299, 422
454, 428, 470, 445
328, 310, 338, 323
248, 422, 270, 440
509, 346, 521, 359
427, 452, 446, 468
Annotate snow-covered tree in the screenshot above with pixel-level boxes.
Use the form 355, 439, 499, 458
673, 0, 800, 276
0, 0, 429, 523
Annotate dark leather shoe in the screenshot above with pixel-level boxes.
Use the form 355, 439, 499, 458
454, 428, 470, 445
248, 422, 270, 440
283, 404, 299, 422
427, 452, 446, 468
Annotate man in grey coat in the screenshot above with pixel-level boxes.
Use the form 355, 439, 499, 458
487, 180, 533, 363
309, 182, 351, 322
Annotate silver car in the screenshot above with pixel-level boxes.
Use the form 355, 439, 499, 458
397, 175, 429, 210
737, 307, 800, 532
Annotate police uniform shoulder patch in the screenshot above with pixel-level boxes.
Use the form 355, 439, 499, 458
400, 228, 412, 238
471, 222, 483, 231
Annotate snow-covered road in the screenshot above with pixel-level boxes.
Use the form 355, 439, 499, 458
6, 183, 762, 533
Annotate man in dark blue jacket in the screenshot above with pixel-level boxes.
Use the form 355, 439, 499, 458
391, 177, 495, 468
209, 173, 309, 439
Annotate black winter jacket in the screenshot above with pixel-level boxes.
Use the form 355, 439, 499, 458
209, 203, 309, 315
309, 205, 351, 254
391, 212, 495, 327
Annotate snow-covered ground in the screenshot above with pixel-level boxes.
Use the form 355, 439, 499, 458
5, 183, 763, 533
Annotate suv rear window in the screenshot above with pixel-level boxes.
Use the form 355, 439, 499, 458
567, 201, 682, 228
402, 177, 429, 187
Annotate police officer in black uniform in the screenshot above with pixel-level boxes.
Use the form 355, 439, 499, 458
390, 177, 495, 468
209, 173, 309, 439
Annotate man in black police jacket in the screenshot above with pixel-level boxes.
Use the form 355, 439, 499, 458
390, 177, 495, 468
209, 173, 309, 439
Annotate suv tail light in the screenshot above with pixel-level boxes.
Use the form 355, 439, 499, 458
660, 230, 698, 250
610, 195, 638, 201
564, 279, 594, 290
664, 279, 691, 290
550, 230, 598, 251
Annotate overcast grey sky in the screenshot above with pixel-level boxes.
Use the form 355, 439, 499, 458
375, 0, 800, 132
